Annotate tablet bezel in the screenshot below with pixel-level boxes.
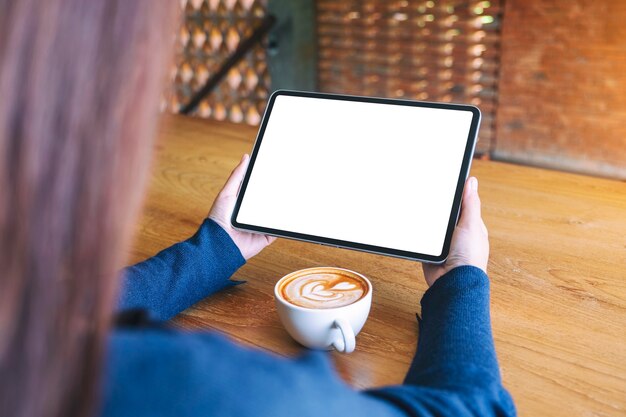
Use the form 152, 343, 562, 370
231, 90, 481, 263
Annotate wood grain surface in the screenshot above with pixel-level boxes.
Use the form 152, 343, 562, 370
130, 114, 626, 416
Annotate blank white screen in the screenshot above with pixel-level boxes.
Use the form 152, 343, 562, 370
236, 95, 474, 257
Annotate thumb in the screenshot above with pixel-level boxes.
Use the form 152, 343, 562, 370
220, 154, 249, 196
458, 177, 482, 228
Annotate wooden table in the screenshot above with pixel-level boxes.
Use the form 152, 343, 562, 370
131, 114, 626, 417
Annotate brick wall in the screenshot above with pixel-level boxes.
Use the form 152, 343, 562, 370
494, 1, 626, 179
316, 0, 503, 155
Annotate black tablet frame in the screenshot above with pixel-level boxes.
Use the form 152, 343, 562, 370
231, 90, 481, 263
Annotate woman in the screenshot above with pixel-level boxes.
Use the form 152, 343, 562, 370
0, 1, 516, 417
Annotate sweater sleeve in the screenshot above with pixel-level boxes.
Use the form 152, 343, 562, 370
117, 218, 246, 321
104, 266, 516, 417
368, 266, 516, 416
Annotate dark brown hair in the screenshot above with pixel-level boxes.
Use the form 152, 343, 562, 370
0, 1, 178, 416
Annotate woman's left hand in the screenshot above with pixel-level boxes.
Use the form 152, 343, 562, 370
209, 154, 277, 260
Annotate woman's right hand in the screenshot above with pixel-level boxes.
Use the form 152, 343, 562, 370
422, 176, 489, 287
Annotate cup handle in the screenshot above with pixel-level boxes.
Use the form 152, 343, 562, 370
332, 317, 355, 353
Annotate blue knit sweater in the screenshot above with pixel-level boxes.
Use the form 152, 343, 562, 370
102, 218, 516, 417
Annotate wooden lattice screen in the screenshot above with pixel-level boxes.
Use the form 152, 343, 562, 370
316, 0, 503, 154
169, 0, 270, 125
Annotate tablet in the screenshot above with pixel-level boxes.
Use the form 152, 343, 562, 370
231, 90, 481, 263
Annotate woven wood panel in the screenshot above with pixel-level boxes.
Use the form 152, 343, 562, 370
317, 0, 503, 154
168, 0, 270, 125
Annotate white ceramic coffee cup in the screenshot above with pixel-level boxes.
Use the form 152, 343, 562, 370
274, 267, 372, 353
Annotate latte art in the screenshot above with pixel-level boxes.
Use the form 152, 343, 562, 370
280, 270, 367, 309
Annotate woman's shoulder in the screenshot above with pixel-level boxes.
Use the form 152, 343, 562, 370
100, 327, 339, 417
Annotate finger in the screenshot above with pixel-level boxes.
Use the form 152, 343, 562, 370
458, 177, 482, 228
220, 154, 249, 196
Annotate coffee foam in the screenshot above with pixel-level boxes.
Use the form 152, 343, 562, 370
280, 268, 367, 309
